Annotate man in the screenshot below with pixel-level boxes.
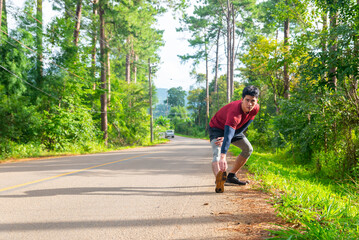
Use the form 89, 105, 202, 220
209, 85, 260, 193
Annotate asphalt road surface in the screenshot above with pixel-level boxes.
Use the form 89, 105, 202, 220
0, 136, 239, 240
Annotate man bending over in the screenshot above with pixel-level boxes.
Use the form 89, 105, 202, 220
209, 85, 260, 193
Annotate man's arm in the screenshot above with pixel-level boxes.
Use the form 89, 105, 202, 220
218, 120, 254, 171
221, 125, 235, 154
216, 120, 254, 147
218, 125, 235, 171
235, 120, 253, 135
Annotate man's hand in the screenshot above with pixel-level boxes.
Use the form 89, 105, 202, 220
219, 153, 227, 172
215, 137, 224, 146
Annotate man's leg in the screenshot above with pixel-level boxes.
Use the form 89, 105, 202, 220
227, 137, 253, 185
229, 154, 248, 174
210, 139, 221, 176
210, 139, 227, 193
212, 162, 220, 176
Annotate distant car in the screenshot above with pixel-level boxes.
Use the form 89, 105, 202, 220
165, 130, 175, 138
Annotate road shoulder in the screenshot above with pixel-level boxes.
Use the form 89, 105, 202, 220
215, 155, 286, 239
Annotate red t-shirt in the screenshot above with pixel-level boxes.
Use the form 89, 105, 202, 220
209, 100, 260, 130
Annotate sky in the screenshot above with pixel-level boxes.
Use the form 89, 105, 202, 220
154, 10, 195, 91
7, 0, 201, 91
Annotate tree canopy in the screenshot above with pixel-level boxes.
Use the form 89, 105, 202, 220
165, 86, 187, 107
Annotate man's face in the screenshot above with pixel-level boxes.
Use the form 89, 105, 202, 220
241, 95, 258, 113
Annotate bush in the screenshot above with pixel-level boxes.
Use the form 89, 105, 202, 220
41, 106, 99, 151
0, 96, 43, 144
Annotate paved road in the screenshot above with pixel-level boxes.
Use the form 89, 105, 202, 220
0, 136, 237, 240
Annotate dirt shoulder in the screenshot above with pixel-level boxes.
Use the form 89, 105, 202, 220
214, 155, 286, 240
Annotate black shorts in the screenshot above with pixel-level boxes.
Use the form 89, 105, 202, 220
209, 126, 245, 143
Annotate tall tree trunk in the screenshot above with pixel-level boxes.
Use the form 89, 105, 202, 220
73, 0, 82, 46
91, 0, 98, 90
133, 54, 138, 84
321, 10, 328, 85
283, 6, 290, 99
99, 0, 108, 145
268, 75, 280, 113
107, 50, 111, 104
356, 0, 359, 56
230, 3, 235, 98
36, 0, 43, 87
347, 0, 359, 112
321, 10, 328, 53
226, 0, 231, 103
148, 58, 153, 142
354, 0, 359, 92
0, 0, 3, 38
214, 28, 220, 110
126, 53, 131, 84
205, 41, 209, 131
125, 37, 131, 84
329, 4, 338, 90
0, 0, 8, 37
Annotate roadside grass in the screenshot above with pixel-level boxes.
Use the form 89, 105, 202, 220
230, 146, 359, 240
175, 133, 209, 140
0, 139, 169, 162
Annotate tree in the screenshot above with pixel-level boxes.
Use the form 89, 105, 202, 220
283, 0, 290, 99
187, 87, 205, 126
36, 0, 43, 87
241, 36, 285, 113
126, 36, 132, 84
0, 0, 170, 155
214, 28, 221, 110
0, 0, 7, 37
165, 87, 186, 107
217, 0, 256, 102
0, 0, 4, 37
99, 0, 108, 144
91, 0, 98, 90
328, 1, 338, 90
178, 8, 211, 124
73, 0, 82, 46
226, 0, 231, 103
0, 0, 2, 33
154, 104, 167, 118
178, 2, 226, 128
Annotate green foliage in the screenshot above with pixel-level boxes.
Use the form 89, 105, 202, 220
166, 87, 187, 107
154, 116, 170, 139
229, 147, 359, 239
169, 105, 187, 119
0, 96, 42, 144
177, 0, 359, 237
41, 105, 99, 151
155, 115, 170, 128
0, 0, 168, 160
187, 86, 206, 127
108, 83, 151, 146
154, 103, 168, 118
239, 0, 359, 180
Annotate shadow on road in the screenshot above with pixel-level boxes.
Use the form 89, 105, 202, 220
0, 185, 214, 198
0, 212, 267, 232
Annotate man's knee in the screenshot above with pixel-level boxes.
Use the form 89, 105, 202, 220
240, 144, 253, 159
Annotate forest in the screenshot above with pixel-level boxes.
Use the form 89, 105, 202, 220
2, 0, 357, 175
1, 0, 358, 238
171, 0, 359, 238
0, 0, 174, 159
172, 0, 359, 180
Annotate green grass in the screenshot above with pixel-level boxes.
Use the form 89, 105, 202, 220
229, 146, 359, 240
0, 138, 169, 162
175, 133, 209, 140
